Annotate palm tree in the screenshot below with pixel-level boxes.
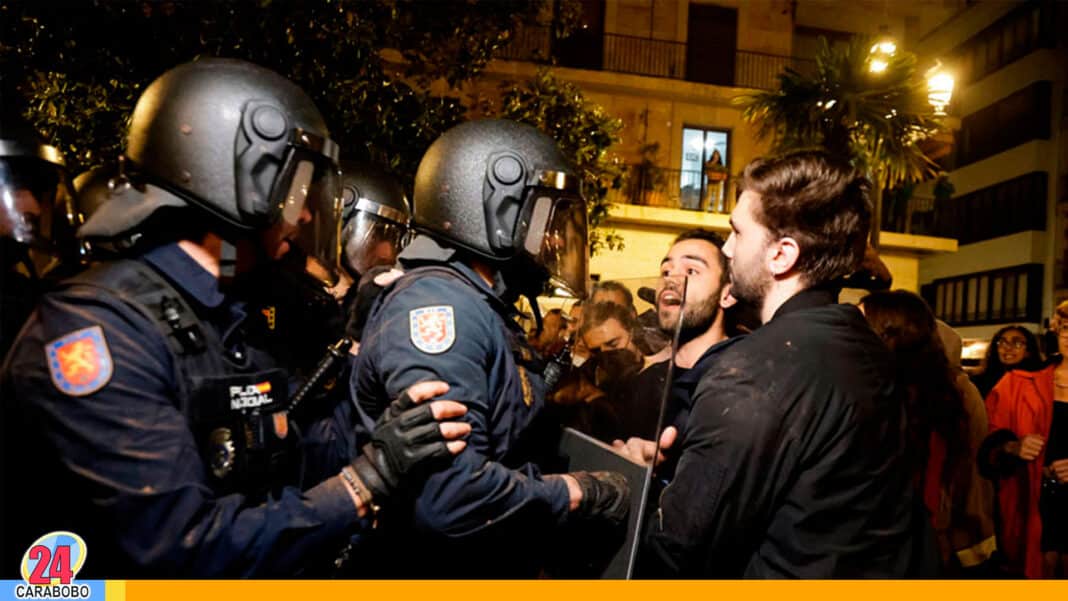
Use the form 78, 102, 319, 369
736, 36, 948, 247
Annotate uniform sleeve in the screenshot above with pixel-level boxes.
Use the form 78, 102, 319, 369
640, 360, 781, 577
3, 291, 358, 576
355, 277, 569, 537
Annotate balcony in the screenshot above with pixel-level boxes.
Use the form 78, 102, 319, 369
607, 165, 733, 213
498, 25, 813, 90
608, 163, 951, 239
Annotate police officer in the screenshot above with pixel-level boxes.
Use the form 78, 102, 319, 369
351, 119, 630, 577
1, 58, 470, 577
0, 109, 77, 357
336, 160, 412, 342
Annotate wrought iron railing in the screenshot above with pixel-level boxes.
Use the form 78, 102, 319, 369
497, 25, 812, 90
734, 50, 817, 89
607, 165, 733, 213
881, 193, 938, 236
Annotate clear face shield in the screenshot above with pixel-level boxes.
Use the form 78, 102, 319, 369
341, 197, 411, 277
523, 171, 589, 299
265, 130, 343, 286
0, 157, 73, 274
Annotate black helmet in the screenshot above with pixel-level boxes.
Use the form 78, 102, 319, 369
412, 119, 588, 297
72, 163, 168, 258
338, 160, 411, 278
81, 58, 343, 283
0, 109, 76, 271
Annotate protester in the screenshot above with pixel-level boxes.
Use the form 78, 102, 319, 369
633, 150, 931, 577
982, 300, 1068, 578
973, 325, 1044, 399
862, 290, 997, 574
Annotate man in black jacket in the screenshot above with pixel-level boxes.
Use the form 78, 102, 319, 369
639, 150, 931, 578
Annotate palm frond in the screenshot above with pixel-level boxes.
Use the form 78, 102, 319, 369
735, 34, 948, 188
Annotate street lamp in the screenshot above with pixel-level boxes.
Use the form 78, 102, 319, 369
868, 36, 896, 74
871, 40, 897, 56
926, 64, 955, 115
869, 58, 889, 74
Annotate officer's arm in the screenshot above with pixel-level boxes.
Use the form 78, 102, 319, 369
640, 364, 779, 577
361, 283, 570, 536
6, 294, 360, 576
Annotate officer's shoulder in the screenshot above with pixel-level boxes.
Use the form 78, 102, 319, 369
35, 272, 162, 342
381, 269, 490, 315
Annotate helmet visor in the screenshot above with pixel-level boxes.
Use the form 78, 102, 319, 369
525, 193, 588, 298
268, 147, 342, 286
341, 208, 411, 277
0, 157, 61, 250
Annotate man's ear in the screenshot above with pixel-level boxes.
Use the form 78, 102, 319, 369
720, 282, 737, 309
767, 236, 800, 276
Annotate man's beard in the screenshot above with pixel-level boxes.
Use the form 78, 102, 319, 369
659, 284, 721, 344
679, 292, 720, 343
729, 260, 770, 314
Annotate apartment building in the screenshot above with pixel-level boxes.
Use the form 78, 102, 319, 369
480, 0, 961, 291
914, 0, 1067, 345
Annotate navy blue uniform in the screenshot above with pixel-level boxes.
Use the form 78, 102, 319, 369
1, 243, 359, 577
351, 236, 569, 577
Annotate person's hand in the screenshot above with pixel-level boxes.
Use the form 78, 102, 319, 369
561, 471, 630, 527
1014, 434, 1045, 462
1051, 458, 1068, 484
373, 268, 405, 287
350, 381, 470, 504
612, 426, 677, 468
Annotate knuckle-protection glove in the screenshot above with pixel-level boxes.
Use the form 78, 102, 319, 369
379, 388, 416, 424
351, 392, 450, 504
572, 471, 631, 526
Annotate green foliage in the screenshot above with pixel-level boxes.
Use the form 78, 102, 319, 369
1, 1, 532, 176
492, 68, 625, 253
736, 36, 946, 190
1, 0, 619, 253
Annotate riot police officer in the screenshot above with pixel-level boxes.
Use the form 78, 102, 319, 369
336, 161, 412, 342
351, 119, 630, 577
1, 59, 470, 577
0, 109, 77, 357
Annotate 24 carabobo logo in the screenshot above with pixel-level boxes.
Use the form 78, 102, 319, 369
14, 531, 91, 599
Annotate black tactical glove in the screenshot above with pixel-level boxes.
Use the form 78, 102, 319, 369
571, 471, 631, 527
351, 390, 452, 505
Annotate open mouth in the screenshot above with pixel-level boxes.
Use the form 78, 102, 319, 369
658, 289, 682, 308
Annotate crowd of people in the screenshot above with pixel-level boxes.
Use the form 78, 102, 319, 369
1, 57, 1066, 579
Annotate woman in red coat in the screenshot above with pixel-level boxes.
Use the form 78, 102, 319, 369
985, 302, 1068, 578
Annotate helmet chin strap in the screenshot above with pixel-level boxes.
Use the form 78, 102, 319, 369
497, 259, 548, 335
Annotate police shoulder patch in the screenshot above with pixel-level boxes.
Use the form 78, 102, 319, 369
409, 305, 456, 354
45, 326, 114, 396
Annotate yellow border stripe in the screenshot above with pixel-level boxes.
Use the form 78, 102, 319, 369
104, 579, 125, 601
122, 580, 1068, 601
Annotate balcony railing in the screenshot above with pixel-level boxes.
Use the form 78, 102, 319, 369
498, 26, 812, 90
608, 164, 948, 233
607, 165, 734, 213
881, 193, 938, 236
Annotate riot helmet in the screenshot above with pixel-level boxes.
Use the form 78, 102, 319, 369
72, 162, 157, 258
80, 58, 343, 284
0, 110, 76, 274
412, 119, 588, 298
338, 160, 411, 278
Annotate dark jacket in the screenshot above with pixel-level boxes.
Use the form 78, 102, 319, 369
1, 244, 359, 577
642, 287, 930, 578
350, 236, 569, 577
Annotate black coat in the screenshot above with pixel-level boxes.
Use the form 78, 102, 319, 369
641, 287, 933, 578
